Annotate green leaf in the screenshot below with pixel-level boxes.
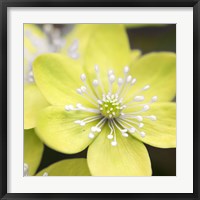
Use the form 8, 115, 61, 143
24, 83, 49, 129
83, 25, 132, 91
125, 103, 176, 148
35, 106, 97, 154
36, 158, 91, 176
33, 53, 91, 106
24, 129, 44, 175
87, 125, 152, 176
127, 52, 176, 102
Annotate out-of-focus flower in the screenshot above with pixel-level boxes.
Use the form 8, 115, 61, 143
24, 129, 44, 176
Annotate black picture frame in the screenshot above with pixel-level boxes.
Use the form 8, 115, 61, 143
0, 0, 199, 199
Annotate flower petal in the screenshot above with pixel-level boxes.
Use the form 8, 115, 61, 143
87, 125, 152, 176
33, 53, 90, 106
83, 25, 132, 90
24, 129, 44, 175
24, 83, 49, 129
36, 158, 91, 176
126, 102, 176, 148
35, 106, 98, 154
130, 49, 142, 63
128, 52, 176, 102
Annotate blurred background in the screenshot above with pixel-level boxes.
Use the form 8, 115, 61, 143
25, 24, 176, 176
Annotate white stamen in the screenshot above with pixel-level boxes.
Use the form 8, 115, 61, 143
81, 86, 87, 93
139, 123, 144, 128
146, 115, 157, 121
143, 85, 150, 91
108, 70, 113, 76
151, 96, 158, 102
124, 66, 129, 73
131, 78, 137, 85
111, 141, 117, 146
118, 78, 123, 86
43, 172, 48, 176
88, 133, 95, 139
24, 163, 29, 176
94, 64, 99, 72
107, 134, 113, 139
134, 96, 145, 102
76, 88, 82, 95
80, 74, 86, 81
68, 66, 157, 146
140, 131, 146, 138
126, 75, 132, 83
93, 79, 99, 87
109, 74, 115, 83
143, 104, 150, 111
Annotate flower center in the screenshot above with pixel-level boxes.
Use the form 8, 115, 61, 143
65, 65, 157, 146
99, 93, 123, 118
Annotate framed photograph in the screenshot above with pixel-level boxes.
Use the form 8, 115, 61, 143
0, 0, 199, 199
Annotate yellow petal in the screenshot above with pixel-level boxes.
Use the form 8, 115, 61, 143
87, 125, 152, 176
36, 159, 91, 176
24, 83, 49, 129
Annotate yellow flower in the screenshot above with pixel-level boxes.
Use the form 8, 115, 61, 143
32, 25, 176, 176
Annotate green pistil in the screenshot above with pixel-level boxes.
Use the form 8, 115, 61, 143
100, 100, 122, 118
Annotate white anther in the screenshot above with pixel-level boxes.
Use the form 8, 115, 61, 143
93, 79, 99, 86
65, 105, 74, 111
136, 116, 143, 121
134, 96, 145, 102
139, 123, 144, 128
143, 104, 150, 111
109, 114, 112, 118
74, 120, 82, 124
122, 132, 129, 137
131, 78, 137, 85
111, 141, 117, 146
94, 64, 99, 72
24, 163, 29, 176
88, 133, 95, 139
96, 127, 101, 133
118, 78, 123, 86
149, 115, 157, 121
143, 85, 150, 90
108, 70, 113, 76
80, 74, 86, 81
76, 103, 82, 108
129, 127, 136, 133
151, 96, 158, 102
109, 74, 115, 83
121, 129, 128, 133
124, 66, 129, 73
140, 131, 146, 138
97, 100, 102, 105
76, 88, 82, 95
126, 75, 132, 83
43, 172, 48, 176
81, 86, 87, 92
91, 127, 97, 132
107, 134, 113, 140
80, 121, 86, 126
